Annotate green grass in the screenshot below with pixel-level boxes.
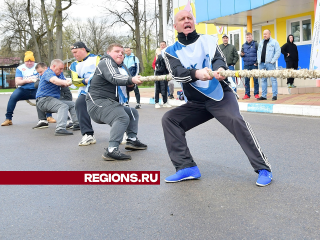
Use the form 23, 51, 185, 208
0, 89, 15, 92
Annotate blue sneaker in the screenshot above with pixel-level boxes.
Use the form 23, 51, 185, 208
165, 166, 201, 183
256, 170, 273, 186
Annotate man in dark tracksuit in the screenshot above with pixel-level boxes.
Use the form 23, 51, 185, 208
86, 43, 147, 161
162, 10, 272, 186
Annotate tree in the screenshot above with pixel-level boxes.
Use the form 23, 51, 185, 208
103, 0, 145, 72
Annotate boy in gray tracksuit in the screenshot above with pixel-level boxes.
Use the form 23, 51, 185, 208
86, 43, 147, 161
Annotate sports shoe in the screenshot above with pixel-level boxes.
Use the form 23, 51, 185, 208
256, 169, 273, 186
124, 102, 129, 107
165, 166, 201, 183
257, 96, 267, 101
47, 116, 56, 123
79, 134, 96, 146
155, 103, 161, 109
287, 83, 292, 88
33, 120, 49, 129
1, 119, 12, 126
163, 102, 172, 108
242, 94, 250, 100
102, 148, 131, 161
72, 124, 80, 131
272, 96, 277, 101
254, 94, 259, 99
169, 95, 174, 99
135, 104, 141, 109
55, 129, 73, 136
291, 84, 296, 88
125, 138, 147, 150
66, 120, 73, 129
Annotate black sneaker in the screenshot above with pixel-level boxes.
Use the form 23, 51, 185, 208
169, 95, 174, 99
102, 148, 131, 161
125, 138, 147, 150
55, 129, 74, 136
135, 104, 141, 109
66, 121, 73, 129
33, 120, 49, 129
72, 124, 80, 131
257, 96, 267, 101
272, 96, 277, 101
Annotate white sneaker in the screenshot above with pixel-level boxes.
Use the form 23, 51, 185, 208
121, 132, 128, 145
79, 134, 96, 146
155, 103, 161, 109
163, 102, 172, 108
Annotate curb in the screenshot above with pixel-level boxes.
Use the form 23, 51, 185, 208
1, 92, 318, 117
133, 96, 320, 117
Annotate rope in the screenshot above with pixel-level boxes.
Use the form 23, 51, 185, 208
138, 69, 320, 82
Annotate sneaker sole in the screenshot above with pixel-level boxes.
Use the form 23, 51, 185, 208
55, 133, 73, 136
102, 154, 131, 161
256, 180, 272, 187
165, 176, 201, 183
33, 126, 49, 129
125, 145, 147, 150
79, 140, 96, 146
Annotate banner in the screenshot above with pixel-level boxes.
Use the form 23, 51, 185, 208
0, 171, 160, 185
310, 0, 320, 70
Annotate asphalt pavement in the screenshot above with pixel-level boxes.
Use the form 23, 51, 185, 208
0, 94, 319, 239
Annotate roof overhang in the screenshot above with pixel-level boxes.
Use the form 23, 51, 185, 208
202, 0, 314, 26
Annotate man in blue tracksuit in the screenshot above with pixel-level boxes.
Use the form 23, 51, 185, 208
123, 47, 141, 109
257, 29, 281, 101
241, 32, 259, 99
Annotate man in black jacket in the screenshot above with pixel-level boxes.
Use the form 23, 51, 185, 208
281, 34, 299, 88
86, 43, 147, 161
154, 48, 171, 108
162, 10, 272, 186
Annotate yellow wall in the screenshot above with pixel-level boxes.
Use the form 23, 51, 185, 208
261, 24, 275, 39
276, 11, 314, 46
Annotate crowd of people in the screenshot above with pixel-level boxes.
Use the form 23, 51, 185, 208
220, 29, 299, 101
7, 10, 310, 187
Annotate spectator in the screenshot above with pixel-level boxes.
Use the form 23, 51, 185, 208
281, 34, 298, 88
219, 34, 239, 91
153, 41, 174, 99
86, 43, 147, 161
70, 41, 100, 146
36, 59, 79, 136
124, 47, 141, 109
154, 48, 172, 109
1, 51, 55, 126
241, 32, 260, 99
257, 29, 281, 101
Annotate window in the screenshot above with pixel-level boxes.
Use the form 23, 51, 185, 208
288, 16, 312, 44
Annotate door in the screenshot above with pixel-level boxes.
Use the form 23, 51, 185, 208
229, 30, 241, 70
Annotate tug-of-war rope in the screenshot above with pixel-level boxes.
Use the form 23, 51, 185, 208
26, 69, 320, 106
139, 69, 320, 82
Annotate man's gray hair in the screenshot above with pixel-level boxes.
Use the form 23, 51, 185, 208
50, 59, 64, 66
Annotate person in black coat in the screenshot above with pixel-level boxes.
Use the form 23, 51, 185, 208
281, 34, 299, 88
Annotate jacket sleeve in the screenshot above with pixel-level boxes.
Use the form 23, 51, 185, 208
155, 55, 167, 74
281, 43, 288, 56
96, 58, 133, 86
232, 46, 239, 65
163, 51, 198, 83
271, 41, 281, 64
212, 45, 228, 70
